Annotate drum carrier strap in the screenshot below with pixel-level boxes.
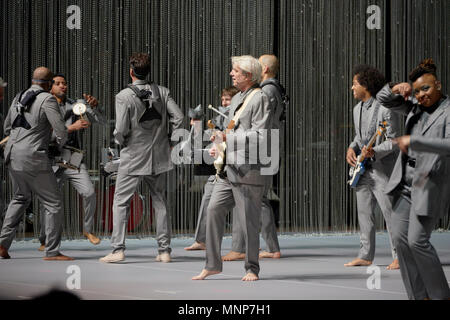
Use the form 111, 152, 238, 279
128, 83, 162, 123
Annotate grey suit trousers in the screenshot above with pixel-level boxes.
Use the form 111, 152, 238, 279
355, 169, 397, 261
391, 194, 450, 300
0, 170, 63, 257
111, 173, 171, 254
205, 177, 264, 275
194, 176, 215, 244
39, 164, 96, 244
231, 176, 280, 253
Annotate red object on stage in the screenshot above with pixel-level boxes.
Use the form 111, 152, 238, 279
101, 185, 144, 232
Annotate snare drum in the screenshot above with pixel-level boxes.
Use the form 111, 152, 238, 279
55, 146, 84, 170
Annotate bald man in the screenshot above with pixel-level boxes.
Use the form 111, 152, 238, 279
223, 54, 284, 261
0, 67, 73, 260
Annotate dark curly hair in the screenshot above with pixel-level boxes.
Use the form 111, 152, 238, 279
130, 53, 151, 80
352, 65, 386, 97
409, 58, 438, 82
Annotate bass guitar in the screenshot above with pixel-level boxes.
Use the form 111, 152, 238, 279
348, 121, 388, 188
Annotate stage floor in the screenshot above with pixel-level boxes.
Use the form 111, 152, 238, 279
0, 232, 449, 300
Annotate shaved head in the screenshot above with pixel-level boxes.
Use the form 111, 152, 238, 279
32, 67, 53, 91
33, 67, 53, 81
259, 54, 279, 76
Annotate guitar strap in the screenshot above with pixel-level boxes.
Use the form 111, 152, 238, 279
228, 88, 261, 131
362, 98, 380, 146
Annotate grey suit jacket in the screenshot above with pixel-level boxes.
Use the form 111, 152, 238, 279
51, 98, 106, 146
261, 79, 284, 174
260, 79, 283, 131
377, 84, 450, 218
224, 86, 273, 186
3, 85, 68, 171
349, 97, 402, 178
114, 80, 184, 176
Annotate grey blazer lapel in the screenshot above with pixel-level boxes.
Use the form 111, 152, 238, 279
405, 106, 421, 134
421, 105, 445, 135
364, 98, 377, 139
355, 102, 362, 139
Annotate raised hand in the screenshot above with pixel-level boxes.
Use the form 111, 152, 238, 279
83, 93, 99, 108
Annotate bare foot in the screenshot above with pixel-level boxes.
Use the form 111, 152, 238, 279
192, 269, 221, 280
259, 251, 281, 259
242, 272, 259, 281
222, 251, 245, 261
184, 241, 206, 251
386, 259, 400, 270
344, 258, 372, 267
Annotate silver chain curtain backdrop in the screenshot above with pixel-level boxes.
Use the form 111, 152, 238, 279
0, 0, 448, 240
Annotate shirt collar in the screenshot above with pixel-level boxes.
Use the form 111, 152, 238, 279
362, 97, 374, 109
133, 79, 148, 86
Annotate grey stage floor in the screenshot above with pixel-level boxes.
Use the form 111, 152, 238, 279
0, 232, 449, 300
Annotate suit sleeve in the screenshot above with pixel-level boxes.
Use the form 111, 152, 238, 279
113, 94, 130, 145
372, 107, 402, 159
86, 105, 107, 125
164, 89, 184, 138
376, 84, 414, 116
42, 96, 68, 146
349, 106, 362, 153
410, 111, 450, 155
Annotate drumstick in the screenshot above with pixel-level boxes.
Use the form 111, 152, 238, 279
208, 105, 229, 119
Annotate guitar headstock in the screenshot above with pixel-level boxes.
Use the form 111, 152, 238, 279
207, 120, 216, 130
377, 121, 388, 135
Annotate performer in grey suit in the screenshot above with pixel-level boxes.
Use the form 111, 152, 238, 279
38, 74, 105, 251
345, 65, 401, 269
377, 58, 450, 300
184, 86, 239, 251
193, 55, 272, 281
224, 54, 283, 261
100, 53, 184, 264
0, 67, 73, 260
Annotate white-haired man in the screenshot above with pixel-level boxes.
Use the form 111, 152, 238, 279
223, 54, 284, 261
193, 55, 273, 281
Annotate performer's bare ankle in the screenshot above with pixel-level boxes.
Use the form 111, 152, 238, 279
242, 272, 259, 281
192, 269, 221, 280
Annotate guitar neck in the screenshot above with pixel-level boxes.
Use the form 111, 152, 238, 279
366, 131, 379, 150
359, 123, 387, 162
